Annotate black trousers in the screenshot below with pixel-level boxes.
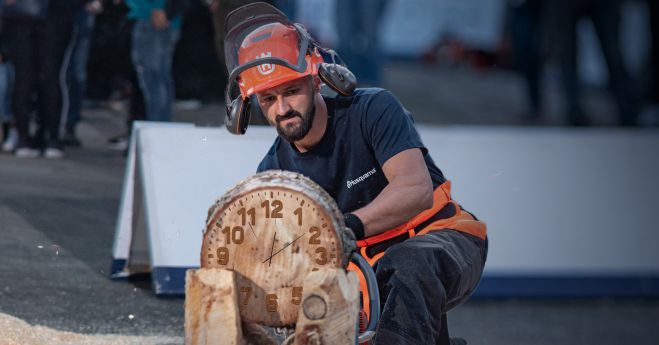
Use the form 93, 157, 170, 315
3, 15, 73, 146
372, 230, 488, 345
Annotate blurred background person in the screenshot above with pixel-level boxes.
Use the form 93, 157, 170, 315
0, 15, 17, 153
127, 0, 189, 122
506, 0, 545, 123
2, 0, 88, 158
545, 0, 639, 127
640, 0, 659, 124
335, 0, 389, 87
62, 0, 104, 147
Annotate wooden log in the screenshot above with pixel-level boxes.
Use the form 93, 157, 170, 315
294, 268, 360, 345
201, 170, 356, 326
185, 268, 244, 345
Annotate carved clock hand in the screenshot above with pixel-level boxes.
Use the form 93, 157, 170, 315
247, 223, 257, 239
267, 232, 277, 267
262, 232, 307, 264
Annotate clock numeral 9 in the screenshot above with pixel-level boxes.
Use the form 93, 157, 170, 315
237, 207, 255, 226
221, 226, 244, 244
261, 200, 283, 218
266, 293, 278, 312
216, 247, 229, 265
314, 247, 328, 265
291, 286, 303, 305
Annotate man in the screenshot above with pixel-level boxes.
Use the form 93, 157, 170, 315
126, 0, 187, 122
2, 0, 89, 158
545, 0, 639, 126
62, 0, 104, 147
224, 3, 487, 344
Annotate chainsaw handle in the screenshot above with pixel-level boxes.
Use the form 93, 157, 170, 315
350, 253, 380, 343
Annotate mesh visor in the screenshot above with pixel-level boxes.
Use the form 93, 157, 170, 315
224, 3, 310, 87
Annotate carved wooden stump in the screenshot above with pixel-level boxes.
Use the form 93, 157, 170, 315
186, 171, 360, 344
295, 268, 360, 345
185, 268, 243, 345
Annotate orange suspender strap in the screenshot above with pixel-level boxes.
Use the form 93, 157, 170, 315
355, 181, 452, 248
354, 180, 487, 266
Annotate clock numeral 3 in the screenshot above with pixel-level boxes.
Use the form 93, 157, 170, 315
314, 247, 328, 265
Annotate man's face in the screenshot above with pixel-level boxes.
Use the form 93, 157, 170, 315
256, 76, 316, 142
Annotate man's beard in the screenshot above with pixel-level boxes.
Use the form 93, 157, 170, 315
274, 101, 316, 143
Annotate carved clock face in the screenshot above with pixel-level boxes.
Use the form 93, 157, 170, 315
201, 171, 351, 326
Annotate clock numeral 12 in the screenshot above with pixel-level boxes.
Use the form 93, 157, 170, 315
261, 200, 283, 218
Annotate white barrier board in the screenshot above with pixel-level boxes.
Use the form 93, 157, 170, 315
110, 121, 194, 279
112, 124, 659, 296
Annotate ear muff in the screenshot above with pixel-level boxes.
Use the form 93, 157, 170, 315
225, 96, 251, 135
318, 62, 357, 96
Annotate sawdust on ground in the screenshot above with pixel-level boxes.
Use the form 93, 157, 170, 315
0, 313, 182, 345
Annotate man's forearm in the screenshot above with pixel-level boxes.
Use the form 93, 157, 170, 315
352, 179, 433, 238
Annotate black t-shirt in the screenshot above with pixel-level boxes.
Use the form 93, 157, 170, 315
257, 88, 446, 214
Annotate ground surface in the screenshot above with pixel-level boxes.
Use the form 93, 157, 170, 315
1, 62, 658, 344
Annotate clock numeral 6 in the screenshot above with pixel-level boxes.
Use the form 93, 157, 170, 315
266, 293, 278, 312
221, 226, 244, 244
216, 246, 229, 265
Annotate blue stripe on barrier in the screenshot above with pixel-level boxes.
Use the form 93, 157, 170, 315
146, 267, 659, 298
152, 266, 190, 295
473, 275, 659, 298
109, 259, 128, 279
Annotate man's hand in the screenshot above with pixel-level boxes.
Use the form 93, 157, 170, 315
151, 9, 169, 30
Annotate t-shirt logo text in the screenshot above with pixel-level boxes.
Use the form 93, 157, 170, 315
346, 168, 377, 189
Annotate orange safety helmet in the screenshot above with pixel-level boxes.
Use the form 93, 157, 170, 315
236, 22, 324, 98
222, 2, 355, 135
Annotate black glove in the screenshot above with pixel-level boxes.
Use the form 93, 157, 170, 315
343, 213, 365, 240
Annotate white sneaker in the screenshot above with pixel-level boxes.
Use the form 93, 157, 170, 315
14, 147, 40, 158
43, 147, 64, 159
108, 136, 129, 151
2, 128, 18, 152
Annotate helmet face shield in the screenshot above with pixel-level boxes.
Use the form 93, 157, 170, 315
224, 3, 322, 99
